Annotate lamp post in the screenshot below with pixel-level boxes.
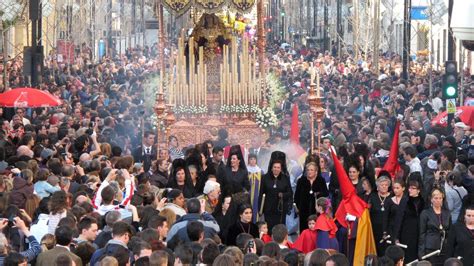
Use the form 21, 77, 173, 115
154, 92, 167, 160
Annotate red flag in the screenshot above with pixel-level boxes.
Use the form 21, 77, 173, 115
330, 147, 367, 228
382, 120, 401, 179
289, 104, 300, 145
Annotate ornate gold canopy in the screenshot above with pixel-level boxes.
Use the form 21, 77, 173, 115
162, 0, 256, 17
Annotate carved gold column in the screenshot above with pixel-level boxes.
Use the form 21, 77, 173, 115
163, 104, 176, 150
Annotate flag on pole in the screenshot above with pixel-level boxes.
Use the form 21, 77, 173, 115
330, 147, 377, 265
288, 104, 307, 165
382, 120, 401, 179
290, 104, 300, 145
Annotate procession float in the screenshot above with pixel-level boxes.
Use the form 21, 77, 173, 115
150, 0, 274, 147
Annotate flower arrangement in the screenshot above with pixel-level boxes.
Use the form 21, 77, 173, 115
255, 106, 279, 129
219, 104, 259, 114
173, 105, 208, 115
266, 72, 286, 109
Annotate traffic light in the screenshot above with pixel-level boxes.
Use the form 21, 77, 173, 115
443, 60, 458, 99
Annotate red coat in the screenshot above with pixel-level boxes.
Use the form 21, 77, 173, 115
261, 234, 272, 243
292, 229, 317, 254
315, 214, 338, 238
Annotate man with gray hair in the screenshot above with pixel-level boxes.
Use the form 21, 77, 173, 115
198, 180, 221, 213
61, 164, 83, 194
167, 198, 220, 243
418, 134, 439, 160
94, 210, 122, 249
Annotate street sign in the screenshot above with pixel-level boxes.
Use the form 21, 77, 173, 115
446, 99, 456, 114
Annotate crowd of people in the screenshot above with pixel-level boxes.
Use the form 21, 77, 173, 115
0, 36, 472, 266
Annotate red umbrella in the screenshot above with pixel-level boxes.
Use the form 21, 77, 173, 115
431, 106, 474, 128
0, 88, 62, 108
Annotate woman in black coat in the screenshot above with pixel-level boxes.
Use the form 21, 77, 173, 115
294, 159, 329, 232
446, 205, 474, 266
368, 176, 392, 257
167, 166, 196, 198
398, 180, 425, 263
418, 187, 451, 266
218, 148, 249, 195
259, 159, 293, 232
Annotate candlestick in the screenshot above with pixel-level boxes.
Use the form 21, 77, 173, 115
204, 64, 207, 105
220, 64, 223, 105
316, 72, 320, 97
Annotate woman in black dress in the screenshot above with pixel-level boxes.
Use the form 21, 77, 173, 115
226, 203, 259, 246
347, 164, 365, 196
399, 180, 425, 263
386, 178, 408, 245
368, 175, 392, 256
259, 160, 293, 232
294, 160, 329, 232
213, 195, 233, 244
419, 187, 451, 266
446, 205, 474, 266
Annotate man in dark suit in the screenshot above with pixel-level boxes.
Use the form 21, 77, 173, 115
133, 131, 157, 172
211, 146, 225, 175
36, 226, 82, 266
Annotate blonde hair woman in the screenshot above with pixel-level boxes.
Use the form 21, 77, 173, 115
418, 187, 451, 265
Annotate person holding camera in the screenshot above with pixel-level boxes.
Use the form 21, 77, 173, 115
0, 217, 41, 264
445, 172, 468, 223
73, 125, 101, 162
93, 169, 134, 218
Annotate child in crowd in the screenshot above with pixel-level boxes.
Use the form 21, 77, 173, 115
292, 214, 317, 253
257, 221, 272, 243
315, 197, 339, 251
